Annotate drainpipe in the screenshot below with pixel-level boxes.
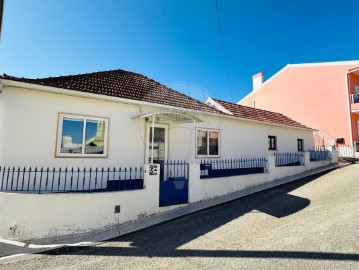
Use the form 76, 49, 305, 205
151, 115, 155, 164
193, 120, 196, 164
346, 72, 354, 146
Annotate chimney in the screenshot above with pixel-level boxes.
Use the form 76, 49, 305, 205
252, 72, 264, 91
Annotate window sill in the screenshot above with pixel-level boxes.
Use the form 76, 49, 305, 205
55, 154, 108, 158
196, 155, 221, 158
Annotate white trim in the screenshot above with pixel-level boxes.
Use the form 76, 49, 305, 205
145, 123, 168, 163
205, 97, 234, 115
288, 60, 359, 68
56, 113, 109, 158
1, 78, 314, 132
195, 128, 221, 158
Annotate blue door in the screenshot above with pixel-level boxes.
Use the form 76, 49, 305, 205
159, 161, 189, 207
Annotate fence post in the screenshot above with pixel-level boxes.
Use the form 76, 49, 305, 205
328, 146, 338, 163
265, 154, 275, 173
143, 163, 160, 206
304, 152, 310, 169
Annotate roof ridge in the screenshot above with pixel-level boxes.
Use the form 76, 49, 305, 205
212, 97, 311, 129
1, 69, 223, 115
212, 97, 289, 117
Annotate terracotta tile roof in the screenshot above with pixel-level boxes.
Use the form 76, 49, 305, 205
1, 69, 220, 114
212, 98, 311, 129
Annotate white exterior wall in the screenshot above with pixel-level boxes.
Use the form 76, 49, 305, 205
0, 154, 336, 241
0, 164, 175, 240
0, 84, 331, 242
160, 114, 314, 162
189, 152, 335, 203
0, 86, 148, 168
0, 85, 314, 168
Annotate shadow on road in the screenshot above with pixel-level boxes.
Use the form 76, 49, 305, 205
42, 172, 358, 262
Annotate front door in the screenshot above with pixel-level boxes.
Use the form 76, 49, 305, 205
146, 123, 168, 163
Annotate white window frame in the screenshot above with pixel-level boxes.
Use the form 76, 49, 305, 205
145, 123, 169, 163
196, 128, 221, 158
56, 113, 109, 158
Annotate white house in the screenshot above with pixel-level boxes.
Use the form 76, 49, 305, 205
0, 69, 336, 241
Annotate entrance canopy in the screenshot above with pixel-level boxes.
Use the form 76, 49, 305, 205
132, 110, 204, 123
132, 110, 203, 164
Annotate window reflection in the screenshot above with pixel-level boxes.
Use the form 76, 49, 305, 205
61, 118, 83, 154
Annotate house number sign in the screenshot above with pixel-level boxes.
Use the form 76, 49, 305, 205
149, 164, 158, 175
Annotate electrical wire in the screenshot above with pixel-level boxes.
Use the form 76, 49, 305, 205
215, 0, 234, 102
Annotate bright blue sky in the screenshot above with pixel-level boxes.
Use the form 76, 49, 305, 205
1, 0, 359, 102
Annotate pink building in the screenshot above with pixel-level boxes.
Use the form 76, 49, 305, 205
239, 61, 359, 151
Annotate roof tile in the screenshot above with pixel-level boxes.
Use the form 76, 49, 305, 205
1, 69, 310, 129
212, 98, 311, 129
1, 69, 219, 114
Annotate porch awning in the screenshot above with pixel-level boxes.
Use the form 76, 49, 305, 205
132, 110, 203, 123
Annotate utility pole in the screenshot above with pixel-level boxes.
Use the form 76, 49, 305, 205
0, 0, 4, 41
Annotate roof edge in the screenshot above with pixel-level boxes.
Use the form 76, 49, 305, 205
1, 78, 314, 132
238, 64, 290, 103
239, 60, 359, 104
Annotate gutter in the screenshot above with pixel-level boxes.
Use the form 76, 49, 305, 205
1, 78, 314, 132
345, 72, 354, 146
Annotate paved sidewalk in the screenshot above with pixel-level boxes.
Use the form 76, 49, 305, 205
0, 163, 343, 261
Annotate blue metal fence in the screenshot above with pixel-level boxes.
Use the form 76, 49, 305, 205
162, 160, 189, 181
159, 161, 189, 207
274, 152, 304, 167
200, 157, 267, 179
309, 149, 332, 161
0, 166, 144, 193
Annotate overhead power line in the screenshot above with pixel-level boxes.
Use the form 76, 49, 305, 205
215, 0, 234, 102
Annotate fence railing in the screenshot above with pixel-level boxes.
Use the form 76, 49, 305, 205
161, 160, 189, 181
336, 144, 359, 158
200, 157, 267, 179
309, 149, 332, 161
0, 166, 144, 193
274, 152, 304, 167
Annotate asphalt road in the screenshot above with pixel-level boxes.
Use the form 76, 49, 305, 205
1, 164, 359, 270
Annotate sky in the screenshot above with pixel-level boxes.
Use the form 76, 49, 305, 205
1, 0, 359, 103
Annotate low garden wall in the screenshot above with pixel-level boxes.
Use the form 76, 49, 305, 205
0, 148, 337, 241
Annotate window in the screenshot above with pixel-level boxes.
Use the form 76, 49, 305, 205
354, 84, 359, 94
297, 139, 304, 151
56, 114, 109, 157
196, 129, 220, 157
268, 135, 277, 150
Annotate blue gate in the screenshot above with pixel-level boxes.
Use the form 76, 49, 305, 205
159, 161, 189, 207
